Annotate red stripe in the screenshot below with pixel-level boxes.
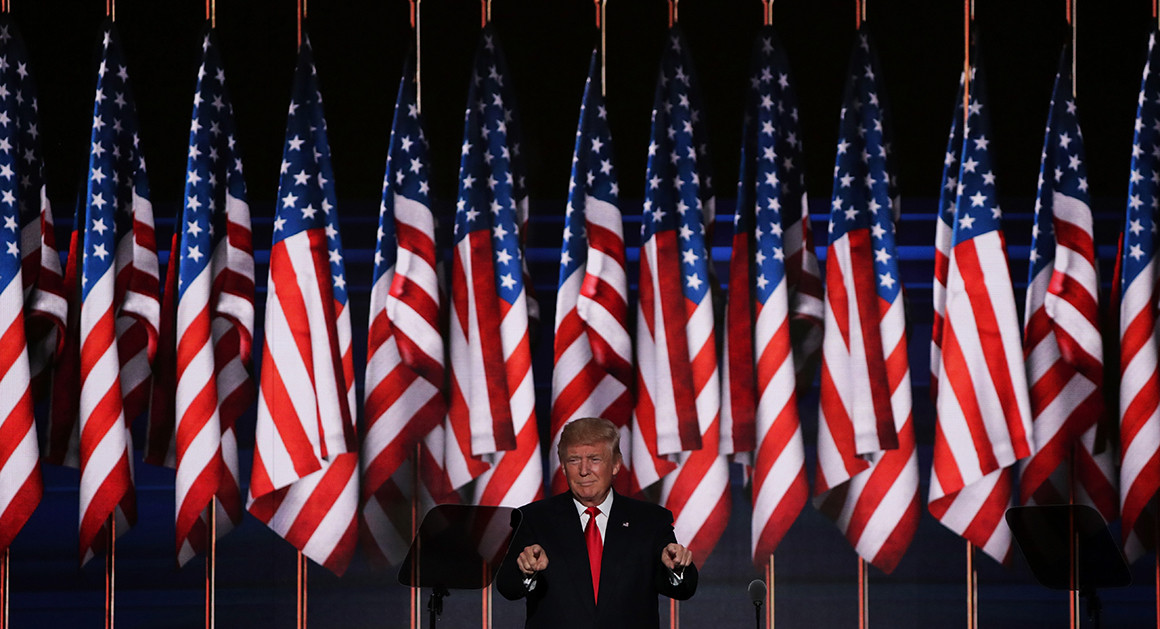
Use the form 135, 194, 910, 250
257, 348, 323, 479
726, 228, 756, 452
956, 238, 1030, 456
847, 231, 897, 450
466, 230, 516, 451
654, 231, 700, 450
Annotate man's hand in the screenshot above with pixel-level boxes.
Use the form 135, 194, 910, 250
516, 544, 549, 576
661, 543, 693, 572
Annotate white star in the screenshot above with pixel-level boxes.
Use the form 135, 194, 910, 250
685, 273, 703, 290
875, 247, 891, 263
91, 192, 107, 209
187, 195, 202, 211
333, 274, 346, 290
294, 169, 310, 186
92, 243, 109, 260
282, 192, 299, 208
1, 215, 14, 231
273, 216, 286, 231
970, 191, 986, 207
1129, 243, 1144, 260
288, 135, 305, 151
500, 273, 517, 290
756, 274, 769, 290
958, 213, 976, 230
301, 204, 318, 219
5, 240, 16, 256
879, 272, 895, 289
187, 245, 203, 262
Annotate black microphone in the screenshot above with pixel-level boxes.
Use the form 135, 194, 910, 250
747, 579, 767, 629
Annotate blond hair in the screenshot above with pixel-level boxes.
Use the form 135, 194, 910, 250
557, 417, 621, 461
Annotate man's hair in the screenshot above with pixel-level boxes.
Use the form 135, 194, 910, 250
557, 417, 621, 461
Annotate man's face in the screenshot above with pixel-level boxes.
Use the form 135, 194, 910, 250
562, 441, 621, 507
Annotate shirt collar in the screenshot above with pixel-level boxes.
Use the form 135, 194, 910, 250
573, 489, 614, 518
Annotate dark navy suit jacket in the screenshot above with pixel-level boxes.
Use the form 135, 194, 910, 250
496, 491, 698, 629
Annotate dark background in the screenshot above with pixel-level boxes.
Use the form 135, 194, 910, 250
6, 1, 1160, 627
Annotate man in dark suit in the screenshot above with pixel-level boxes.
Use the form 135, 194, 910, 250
496, 417, 697, 628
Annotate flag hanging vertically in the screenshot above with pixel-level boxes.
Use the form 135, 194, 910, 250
928, 61, 1033, 565
45, 202, 83, 467
247, 36, 359, 576
1020, 48, 1115, 523
362, 52, 455, 564
812, 30, 919, 574
78, 22, 159, 564
446, 25, 542, 508
1119, 29, 1160, 563
0, 17, 43, 554
549, 49, 632, 495
3, 20, 65, 396
721, 27, 812, 567
631, 27, 729, 566
147, 27, 253, 566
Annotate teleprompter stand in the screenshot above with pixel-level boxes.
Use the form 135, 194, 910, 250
398, 505, 520, 629
1006, 505, 1131, 628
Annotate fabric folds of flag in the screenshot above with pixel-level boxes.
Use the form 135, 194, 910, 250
549, 49, 632, 495
721, 27, 811, 567
147, 28, 252, 566
928, 62, 1033, 565
446, 25, 542, 508
0, 17, 43, 554
1020, 48, 1115, 523
812, 30, 918, 574
77, 23, 159, 564
361, 53, 454, 564
1, 21, 65, 396
1119, 29, 1160, 563
247, 37, 358, 576
630, 27, 729, 567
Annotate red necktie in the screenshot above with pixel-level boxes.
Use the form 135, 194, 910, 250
584, 506, 602, 603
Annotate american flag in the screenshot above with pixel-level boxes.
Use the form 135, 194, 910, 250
549, 49, 632, 495
0, 17, 43, 554
78, 22, 159, 564
812, 30, 918, 574
928, 61, 1033, 565
1020, 48, 1116, 523
361, 53, 454, 564
630, 27, 729, 566
446, 25, 542, 508
147, 28, 252, 566
45, 204, 82, 467
3, 21, 65, 395
247, 36, 359, 576
1119, 29, 1160, 563
721, 27, 811, 567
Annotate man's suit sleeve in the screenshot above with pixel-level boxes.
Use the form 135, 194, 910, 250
652, 509, 698, 601
496, 507, 534, 601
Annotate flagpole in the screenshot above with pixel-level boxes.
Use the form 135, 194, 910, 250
106, 517, 116, 629
965, 541, 977, 629
297, 551, 307, 629
595, 0, 607, 98
1, 548, 8, 629
411, 442, 421, 629
206, 500, 217, 629
857, 557, 869, 629
413, 0, 422, 115
670, 599, 679, 629
667, 0, 675, 28
766, 556, 774, 629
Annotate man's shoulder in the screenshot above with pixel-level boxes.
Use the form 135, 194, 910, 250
612, 492, 674, 522
515, 492, 572, 520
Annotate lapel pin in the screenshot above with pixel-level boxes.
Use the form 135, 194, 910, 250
622, 521, 629, 527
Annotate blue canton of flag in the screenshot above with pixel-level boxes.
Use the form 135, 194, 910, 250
0, 19, 47, 261
739, 29, 807, 309
374, 54, 430, 283
273, 37, 346, 307
950, 66, 1003, 248
454, 25, 526, 305
827, 32, 902, 307
1126, 38, 1160, 288
642, 27, 713, 306
560, 52, 619, 288
83, 24, 152, 301
180, 29, 247, 298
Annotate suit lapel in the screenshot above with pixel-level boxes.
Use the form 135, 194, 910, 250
552, 494, 597, 612
598, 492, 631, 610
